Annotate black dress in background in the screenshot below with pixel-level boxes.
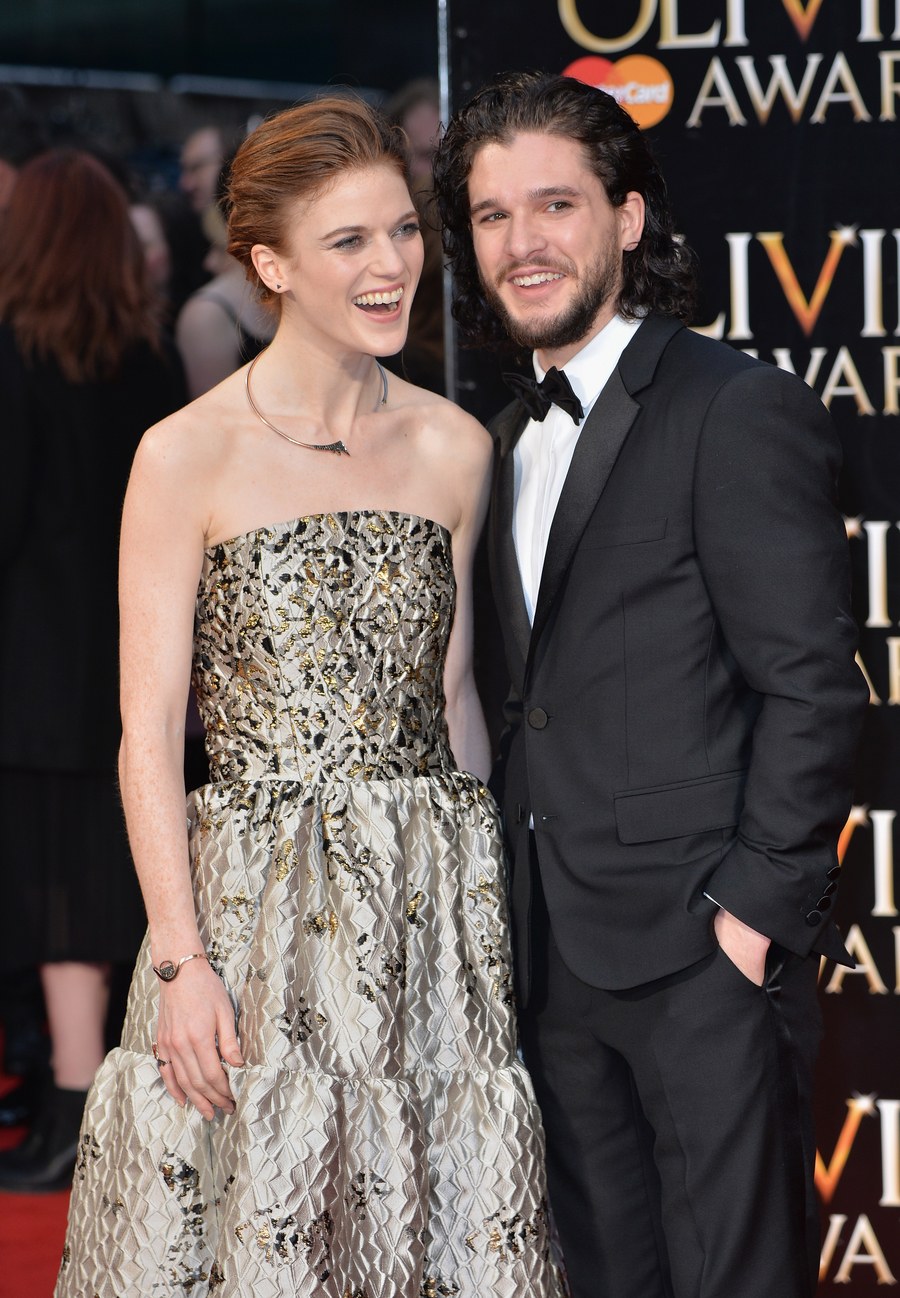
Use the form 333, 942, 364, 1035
0, 325, 186, 969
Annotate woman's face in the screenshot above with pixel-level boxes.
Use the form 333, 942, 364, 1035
275, 163, 424, 357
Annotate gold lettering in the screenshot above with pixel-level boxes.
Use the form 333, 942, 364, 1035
862, 521, 892, 628
757, 230, 855, 337
885, 349, 900, 418
819, 346, 875, 414
734, 54, 822, 125
557, 0, 656, 54
811, 53, 872, 124
833, 1214, 897, 1284
879, 51, 900, 121
853, 651, 882, 705
686, 57, 747, 128
780, 0, 826, 42
837, 804, 868, 866
819, 1214, 847, 1281
871, 809, 897, 916
861, 229, 886, 337
878, 1100, 900, 1206
658, 0, 720, 47
815, 1096, 877, 1202
823, 925, 889, 994
889, 636, 900, 704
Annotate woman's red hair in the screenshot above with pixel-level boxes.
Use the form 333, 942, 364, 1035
227, 96, 411, 311
0, 149, 160, 382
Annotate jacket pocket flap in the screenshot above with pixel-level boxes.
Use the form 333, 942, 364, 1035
580, 517, 668, 549
614, 770, 746, 844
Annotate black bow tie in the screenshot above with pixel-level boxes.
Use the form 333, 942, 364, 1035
502, 366, 585, 426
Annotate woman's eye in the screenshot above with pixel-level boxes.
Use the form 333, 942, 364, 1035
333, 235, 363, 250
395, 222, 421, 239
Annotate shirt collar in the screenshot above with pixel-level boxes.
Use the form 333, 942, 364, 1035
534, 314, 642, 413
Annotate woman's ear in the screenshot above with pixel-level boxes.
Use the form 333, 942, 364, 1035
251, 244, 287, 294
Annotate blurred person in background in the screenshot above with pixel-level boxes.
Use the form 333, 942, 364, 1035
0, 148, 186, 1193
384, 78, 440, 180
130, 198, 174, 301
176, 158, 275, 398
382, 79, 445, 395
178, 124, 227, 215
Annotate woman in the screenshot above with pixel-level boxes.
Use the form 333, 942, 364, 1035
57, 99, 564, 1297
176, 192, 276, 397
0, 149, 186, 1192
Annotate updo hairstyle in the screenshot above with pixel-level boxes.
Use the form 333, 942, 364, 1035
227, 96, 411, 309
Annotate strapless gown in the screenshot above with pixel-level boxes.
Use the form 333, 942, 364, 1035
56, 511, 565, 1298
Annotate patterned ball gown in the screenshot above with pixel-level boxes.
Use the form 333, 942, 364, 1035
57, 509, 565, 1298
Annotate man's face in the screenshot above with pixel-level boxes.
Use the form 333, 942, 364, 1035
467, 131, 644, 365
179, 127, 223, 213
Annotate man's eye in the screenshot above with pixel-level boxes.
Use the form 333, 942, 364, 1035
547, 201, 571, 212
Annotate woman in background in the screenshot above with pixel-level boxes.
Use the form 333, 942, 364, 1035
0, 149, 186, 1193
176, 165, 275, 397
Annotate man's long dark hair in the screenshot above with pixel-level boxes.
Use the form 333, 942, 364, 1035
433, 71, 697, 349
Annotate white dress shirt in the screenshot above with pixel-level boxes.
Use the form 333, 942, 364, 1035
513, 315, 642, 622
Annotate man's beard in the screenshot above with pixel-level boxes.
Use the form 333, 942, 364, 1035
480, 247, 621, 352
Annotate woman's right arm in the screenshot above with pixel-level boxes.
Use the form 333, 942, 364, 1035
118, 417, 243, 1119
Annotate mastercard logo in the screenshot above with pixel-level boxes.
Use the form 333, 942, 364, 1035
563, 55, 674, 129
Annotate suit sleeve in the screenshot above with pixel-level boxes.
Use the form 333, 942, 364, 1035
694, 363, 867, 959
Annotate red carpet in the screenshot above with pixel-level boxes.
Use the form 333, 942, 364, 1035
0, 1076, 69, 1298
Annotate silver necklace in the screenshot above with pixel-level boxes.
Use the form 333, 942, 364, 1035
245, 354, 388, 457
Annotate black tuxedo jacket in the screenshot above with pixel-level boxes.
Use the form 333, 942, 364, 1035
488, 315, 867, 994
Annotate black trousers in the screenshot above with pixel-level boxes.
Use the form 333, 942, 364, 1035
519, 850, 823, 1298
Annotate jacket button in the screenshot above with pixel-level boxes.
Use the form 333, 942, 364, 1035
823, 881, 837, 897
805, 911, 823, 926
817, 897, 832, 912
826, 865, 842, 880
528, 707, 549, 729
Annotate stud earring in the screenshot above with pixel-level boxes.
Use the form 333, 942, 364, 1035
275, 282, 282, 290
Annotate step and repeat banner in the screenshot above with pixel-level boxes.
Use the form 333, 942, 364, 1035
442, 2, 900, 1290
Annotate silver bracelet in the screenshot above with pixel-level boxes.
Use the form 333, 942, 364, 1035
152, 952, 210, 982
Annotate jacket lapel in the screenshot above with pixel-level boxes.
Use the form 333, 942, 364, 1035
488, 400, 531, 674
528, 315, 683, 660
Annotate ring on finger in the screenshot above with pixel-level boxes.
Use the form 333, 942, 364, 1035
151, 1042, 171, 1068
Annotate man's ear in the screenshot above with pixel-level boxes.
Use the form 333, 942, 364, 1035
251, 244, 288, 294
619, 191, 646, 252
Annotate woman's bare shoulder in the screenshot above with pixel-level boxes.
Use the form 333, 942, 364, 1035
391, 375, 491, 465
131, 369, 250, 512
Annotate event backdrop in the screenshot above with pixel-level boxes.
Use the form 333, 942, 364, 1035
441, 2, 900, 1291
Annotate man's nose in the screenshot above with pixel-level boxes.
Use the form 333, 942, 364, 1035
503, 212, 547, 262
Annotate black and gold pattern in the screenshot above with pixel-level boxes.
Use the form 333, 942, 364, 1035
57, 511, 564, 1298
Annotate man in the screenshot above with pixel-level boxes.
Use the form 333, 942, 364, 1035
434, 72, 867, 1298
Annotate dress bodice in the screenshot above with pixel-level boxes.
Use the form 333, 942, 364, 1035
193, 510, 457, 785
